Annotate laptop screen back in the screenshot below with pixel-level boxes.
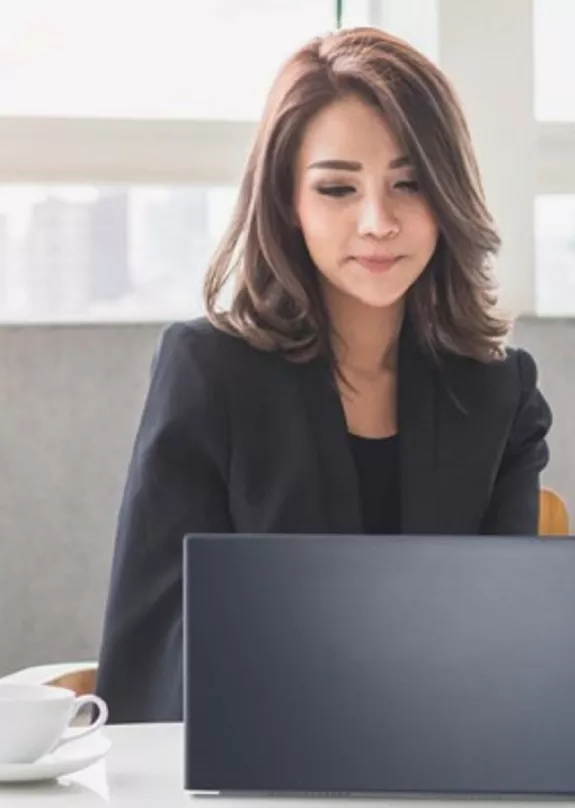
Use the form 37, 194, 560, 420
184, 534, 575, 796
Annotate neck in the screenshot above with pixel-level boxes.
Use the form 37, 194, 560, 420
323, 285, 405, 377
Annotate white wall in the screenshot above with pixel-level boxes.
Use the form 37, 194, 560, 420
438, 0, 537, 316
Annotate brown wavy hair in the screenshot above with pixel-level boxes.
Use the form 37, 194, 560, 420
204, 26, 509, 364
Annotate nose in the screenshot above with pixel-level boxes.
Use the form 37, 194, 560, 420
357, 196, 400, 239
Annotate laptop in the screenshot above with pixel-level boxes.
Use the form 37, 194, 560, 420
183, 533, 575, 797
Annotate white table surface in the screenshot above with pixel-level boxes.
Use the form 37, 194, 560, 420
0, 722, 574, 807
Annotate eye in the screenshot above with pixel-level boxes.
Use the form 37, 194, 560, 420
394, 179, 420, 193
315, 185, 355, 198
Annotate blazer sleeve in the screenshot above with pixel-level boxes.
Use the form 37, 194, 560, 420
480, 349, 552, 536
96, 323, 232, 723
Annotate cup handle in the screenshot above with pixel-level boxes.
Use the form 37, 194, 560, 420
53, 694, 109, 751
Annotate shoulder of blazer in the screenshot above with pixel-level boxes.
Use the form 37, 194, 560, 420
155, 317, 294, 386
434, 345, 539, 421
440, 345, 536, 387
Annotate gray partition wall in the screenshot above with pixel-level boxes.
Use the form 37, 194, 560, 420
0, 317, 571, 677
0, 323, 162, 677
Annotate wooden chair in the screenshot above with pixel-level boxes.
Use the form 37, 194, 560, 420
539, 488, 570, 536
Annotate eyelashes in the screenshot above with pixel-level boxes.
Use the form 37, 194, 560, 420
315, 180, 420, 198
395, 180, 420, 192
316, 185, 355, 198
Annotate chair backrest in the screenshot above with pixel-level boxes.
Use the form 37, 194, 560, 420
539, 488, 570, 536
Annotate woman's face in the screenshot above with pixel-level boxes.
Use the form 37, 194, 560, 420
293, 94, 439, 310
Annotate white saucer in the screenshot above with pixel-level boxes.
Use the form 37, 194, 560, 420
0, 733, 111, 783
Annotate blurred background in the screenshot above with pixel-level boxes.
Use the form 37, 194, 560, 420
0, 0, 573, 675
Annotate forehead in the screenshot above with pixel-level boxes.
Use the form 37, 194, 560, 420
296, 94, 403, 167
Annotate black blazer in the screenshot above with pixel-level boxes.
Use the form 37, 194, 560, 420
96, 317, 552, 724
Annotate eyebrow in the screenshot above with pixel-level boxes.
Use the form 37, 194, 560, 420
307, 156, 411, 171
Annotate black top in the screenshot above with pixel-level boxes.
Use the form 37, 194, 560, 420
96, 317, 551, 724
349, 433, 401, 535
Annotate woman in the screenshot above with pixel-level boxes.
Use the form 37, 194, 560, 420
96, 27, 552, 723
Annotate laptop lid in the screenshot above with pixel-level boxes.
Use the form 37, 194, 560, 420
183, 534, 575, 797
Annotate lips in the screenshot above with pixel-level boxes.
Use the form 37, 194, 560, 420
353, 256, 401, 273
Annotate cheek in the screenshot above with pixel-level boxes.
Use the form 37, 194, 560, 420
298, 197, 331, 230
297, 198, 347, 253
408, 205, 439, 251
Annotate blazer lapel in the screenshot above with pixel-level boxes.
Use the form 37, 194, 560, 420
398, 321, 441, 534
298, 358, 363, 534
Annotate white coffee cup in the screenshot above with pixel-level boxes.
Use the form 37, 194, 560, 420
0, 683, 108, 764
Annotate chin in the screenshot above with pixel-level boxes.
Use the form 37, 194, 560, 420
322, 274, 413, 311
362, 299, 406, 310
352, 288, 410, 310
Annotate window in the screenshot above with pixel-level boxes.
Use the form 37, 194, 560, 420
1, 1, 573, 321
534, 0, 575, 313
535, 196, 575, 316
534, 0, 575, 122
0, 1, 378, 323
0, 184, 236, 322
0, 1, 337, 120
